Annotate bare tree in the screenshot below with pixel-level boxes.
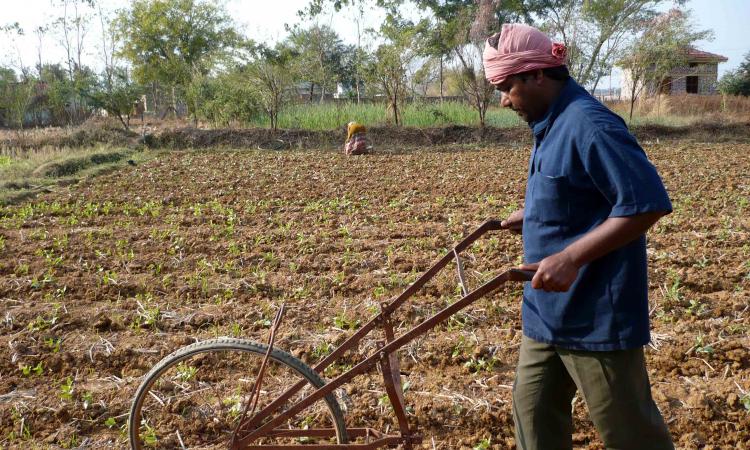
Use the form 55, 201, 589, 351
619, 9, 711, 120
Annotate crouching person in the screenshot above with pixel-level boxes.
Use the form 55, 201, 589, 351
344, 121, 371, 156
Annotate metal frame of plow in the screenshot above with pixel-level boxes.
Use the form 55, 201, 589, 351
230, 219, 533, 449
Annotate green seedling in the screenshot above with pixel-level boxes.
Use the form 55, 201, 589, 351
175, 362, 198, 382
446, 313, 470, 331
45, 338, 61, 353
141, 422, 158, 446
223, 394, 243, 418
474, 438, 492, 450
373, 284, 387, 298
60, 376, 74, 401
333, 313, 360, 331
8, 407, 31, 440
464, 356, 500, 373
20, 362, 44, 377
104, 417, 117, 428
663, 277, 682, 303
741, 394, 750, 411
686, 299, 706, 316
451, 335, 468, 359
27, 314, 58, 332
30, 270, 56, 289
694, 334, 714, 355
82, 391, 94, 409
311, 342, 334, 360
228, 322, 242, 337
15, 263, 30, 275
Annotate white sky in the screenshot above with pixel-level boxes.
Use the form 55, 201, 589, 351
1, 0, 748, 89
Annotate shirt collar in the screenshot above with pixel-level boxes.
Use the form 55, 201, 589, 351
529, 78, 579, 139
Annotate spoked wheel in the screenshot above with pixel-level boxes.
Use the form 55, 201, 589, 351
129, 338, 348, 449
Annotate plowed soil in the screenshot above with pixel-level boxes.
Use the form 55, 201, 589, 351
1, 141, 748, 449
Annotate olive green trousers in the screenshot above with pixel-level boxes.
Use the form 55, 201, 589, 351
512, 336, 674, 450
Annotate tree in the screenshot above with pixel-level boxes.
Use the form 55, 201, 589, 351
117, 0, 240, 117
366, 16, 419, 126
88, 68, 142, 130
51, 0, 97, 124
245, 46, 296, 131
187, 71, 261, 127
619, 8, 711, 120
0, 70, 35, 130
540, 0, 676, 92
287, 24, 350, 102
719, 51, 750, 97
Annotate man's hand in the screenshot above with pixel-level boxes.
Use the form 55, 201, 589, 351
501, 208, 524, 234
520, 250, 579, 292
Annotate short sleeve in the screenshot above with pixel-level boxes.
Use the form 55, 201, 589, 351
581, 126, 672, 218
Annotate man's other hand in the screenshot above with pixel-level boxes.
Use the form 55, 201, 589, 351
501, 208, 524, 234
520, 250, 579, 292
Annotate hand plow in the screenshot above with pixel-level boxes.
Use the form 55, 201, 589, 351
129, 219, 533, 449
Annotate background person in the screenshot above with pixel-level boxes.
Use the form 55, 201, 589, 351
344, 121, 371, 156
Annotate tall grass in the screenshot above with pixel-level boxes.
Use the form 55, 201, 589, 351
248, 101, 524, 130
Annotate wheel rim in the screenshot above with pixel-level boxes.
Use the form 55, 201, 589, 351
129, 342, 346, 449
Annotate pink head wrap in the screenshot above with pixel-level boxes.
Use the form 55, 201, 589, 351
483, 23, 567, 85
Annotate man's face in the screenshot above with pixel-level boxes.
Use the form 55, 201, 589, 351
495, 73, 546, 123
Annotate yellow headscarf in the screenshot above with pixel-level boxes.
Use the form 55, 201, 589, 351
346, 121, 367, 141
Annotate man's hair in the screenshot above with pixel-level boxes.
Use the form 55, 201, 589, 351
487, 34, 502, 49
514, 65, 570, 82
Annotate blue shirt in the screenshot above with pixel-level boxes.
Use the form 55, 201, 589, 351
521, 79, 672, 351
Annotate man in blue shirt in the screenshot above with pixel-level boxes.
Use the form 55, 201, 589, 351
484, 24, 674, 449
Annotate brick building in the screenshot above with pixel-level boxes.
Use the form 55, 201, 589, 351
620, 47, 728, 99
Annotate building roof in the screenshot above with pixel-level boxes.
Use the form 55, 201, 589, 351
686, 47, 728, 63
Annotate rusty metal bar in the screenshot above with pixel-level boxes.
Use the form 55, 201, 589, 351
379, 316, 411, 448
236, 219, 504, 435
263, 428, 383, 439
454, 249, 468, 297
242, 436, 405, 450
232, 304, 286, 446
235, 268, 533, 446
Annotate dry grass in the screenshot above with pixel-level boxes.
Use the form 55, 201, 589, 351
0, 145, 149, 204
608, 94, 750, 126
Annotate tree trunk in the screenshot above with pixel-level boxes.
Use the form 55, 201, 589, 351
628, 78, 638, 121
117, 113, 130, 131
470, 0, 500, 42
171, 86, 177, 118
439, 57, 444, 101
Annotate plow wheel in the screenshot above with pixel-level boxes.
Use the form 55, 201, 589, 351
129, 338, 348, 449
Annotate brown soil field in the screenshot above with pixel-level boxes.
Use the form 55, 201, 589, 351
1, 141, 748, 449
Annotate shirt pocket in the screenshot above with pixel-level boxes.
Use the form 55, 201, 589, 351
527, 173, 570, 225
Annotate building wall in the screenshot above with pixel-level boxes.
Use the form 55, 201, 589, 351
669, 63, 720, 95
620, 62, 720, 99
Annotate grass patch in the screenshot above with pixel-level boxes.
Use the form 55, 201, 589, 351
247, 101, 524, 130
0, 146, 149, 205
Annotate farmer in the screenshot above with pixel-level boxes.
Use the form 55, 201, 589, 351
343, 121, 371, 156
483, 24, 674, 449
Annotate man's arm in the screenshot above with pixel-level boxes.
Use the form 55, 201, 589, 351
520, 211, 666, 292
